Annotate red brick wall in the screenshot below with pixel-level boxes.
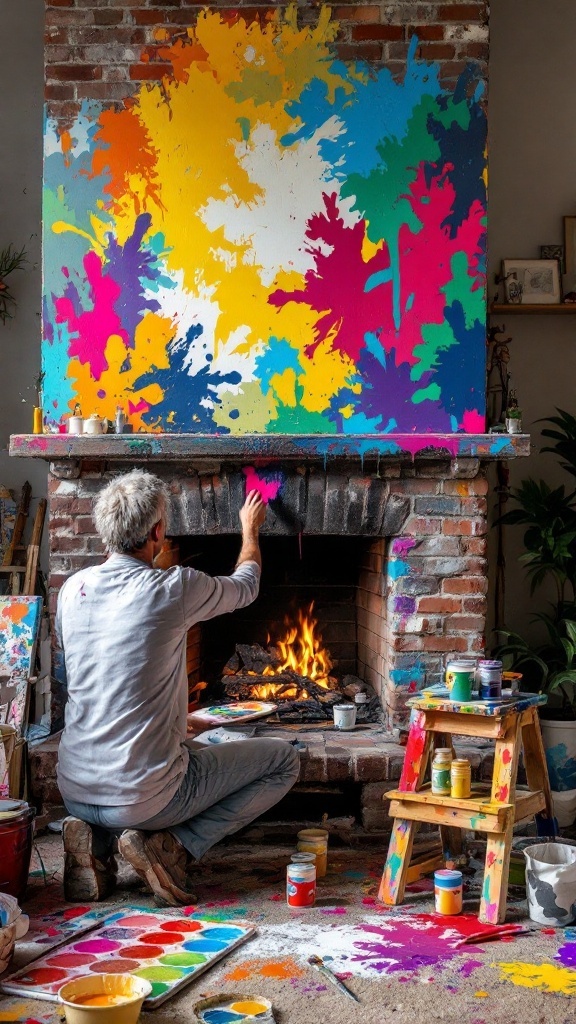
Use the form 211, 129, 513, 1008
45, 1, 489, 124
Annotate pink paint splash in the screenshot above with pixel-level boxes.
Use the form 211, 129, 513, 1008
352, 914, 494, 975
128, 398, 150, 415
243, 466, 283, 503
460, 409, 486, 432
392, 537, 417, 556
55, 251, 129, 381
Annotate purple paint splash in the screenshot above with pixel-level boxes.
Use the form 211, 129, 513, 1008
351, 916, 486, 975
393, 595, 416, 615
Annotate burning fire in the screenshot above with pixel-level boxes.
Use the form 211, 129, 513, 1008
252, 603, 332, 700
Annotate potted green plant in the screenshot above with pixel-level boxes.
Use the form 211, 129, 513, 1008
505, 388, 523, 433
495, 409, 576, 822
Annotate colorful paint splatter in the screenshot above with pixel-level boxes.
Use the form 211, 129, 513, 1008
0, 598, 42, 677
43, 8, 486, 435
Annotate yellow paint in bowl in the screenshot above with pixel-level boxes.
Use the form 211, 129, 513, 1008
229, 1001, 270, 1015
58, 973, 152, 1024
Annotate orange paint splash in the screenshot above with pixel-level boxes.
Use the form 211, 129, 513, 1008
225, 957, 304, 982
1, 602, 30, 624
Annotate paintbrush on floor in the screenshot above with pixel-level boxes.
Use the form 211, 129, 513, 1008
308, 954, 360, 1003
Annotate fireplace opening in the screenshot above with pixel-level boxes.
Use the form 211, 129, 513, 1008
167, 534, 388, 724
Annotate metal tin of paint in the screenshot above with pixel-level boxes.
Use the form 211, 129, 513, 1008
434, 869, 463, 915
478, 659, 503, 700
287, 859, 316, 908
431, 748, 452, 795
333, 703, 357, 730
450, 759, 472, 799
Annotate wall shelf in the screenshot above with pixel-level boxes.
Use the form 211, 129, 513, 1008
490, 303, 576, 314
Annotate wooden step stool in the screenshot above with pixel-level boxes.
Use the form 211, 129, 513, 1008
378, 692, 553, 924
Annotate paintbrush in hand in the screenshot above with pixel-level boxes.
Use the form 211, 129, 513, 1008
307, 955, 360, 1003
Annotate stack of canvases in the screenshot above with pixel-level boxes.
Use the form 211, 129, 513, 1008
0, 597, 42, 798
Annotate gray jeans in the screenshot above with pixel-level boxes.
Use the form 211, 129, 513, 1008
65, 738, 300, 862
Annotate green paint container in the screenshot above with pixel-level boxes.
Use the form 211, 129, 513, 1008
446, 660, 475, 701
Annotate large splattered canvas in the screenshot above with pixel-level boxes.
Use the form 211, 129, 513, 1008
1, 911, 255, 1007
43, 8, 487, 436
0, 598, 42, 678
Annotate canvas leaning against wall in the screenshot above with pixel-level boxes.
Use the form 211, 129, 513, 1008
42, 7, 487, 436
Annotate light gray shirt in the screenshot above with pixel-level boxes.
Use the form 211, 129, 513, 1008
55, 553, 260, 821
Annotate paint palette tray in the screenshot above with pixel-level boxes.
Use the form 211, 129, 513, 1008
1, 911, 256, 1008
188, 701, 277, 726
194, 993, 275, 1024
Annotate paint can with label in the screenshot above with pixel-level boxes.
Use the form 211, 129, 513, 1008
431, 748, 453, 795
445, 660, 475, 701
478, 659, 503, 700
297, 828, 329, 878
450, 759, 472, 799
434, 869, 463, 915
287, 854, 316, 908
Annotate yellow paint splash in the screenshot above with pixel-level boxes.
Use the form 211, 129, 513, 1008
494, 960, 576, 996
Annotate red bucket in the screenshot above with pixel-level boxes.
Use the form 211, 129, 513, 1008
0, 806, 35, 900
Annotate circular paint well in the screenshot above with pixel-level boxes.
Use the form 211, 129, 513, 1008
74, 938, 121, 954
230, 1001, 270, 1015
160, 920, 202, 933
45, 953, 95, 968
138, 931, 183, 945
19, 967, 68, 985
182, 939, 228, 953
159, 952, 207, 967
202, 1011, 243, 1024
117, 915, 162, 928
120, 944, 164, 959
89, 959, 140, 973
135, 966, 185, 982
203, 927, 244, 941
148, 982, 170, 999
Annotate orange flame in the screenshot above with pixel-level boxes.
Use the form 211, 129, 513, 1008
251, 603, 332, 700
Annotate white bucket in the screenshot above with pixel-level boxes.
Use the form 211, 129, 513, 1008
540, 719, 576, 792
550, 788, 576, 828
524, 842, 576, 925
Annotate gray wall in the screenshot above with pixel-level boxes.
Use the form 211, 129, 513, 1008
489, 2, 576, 637
0, 0, 47, 549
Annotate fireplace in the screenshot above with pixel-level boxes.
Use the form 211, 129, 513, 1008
172, 534, 385, 723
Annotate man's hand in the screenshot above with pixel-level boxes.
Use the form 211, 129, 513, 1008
240, 490, 266, 533
237, 490, 265, 569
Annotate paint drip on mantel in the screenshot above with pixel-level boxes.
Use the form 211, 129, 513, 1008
42, 9, 486, 436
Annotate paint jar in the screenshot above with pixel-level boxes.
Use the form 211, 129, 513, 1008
0, 802, 35, 900
68, 416, 84, 435
354, 692, 368, 705
431, 748, 452, 795
450, 758, 472, 799
445, 660, 475, 701
434, 869, 463, 915
333, 703, 356, 731
32, 407, 43, 434
287, 856, 316, 908
297, 828, 329, 878
478, 659, 502, 700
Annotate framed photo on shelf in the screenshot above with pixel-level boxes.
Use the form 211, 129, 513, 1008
564, 216, 576, 283
501, 258, 562, 305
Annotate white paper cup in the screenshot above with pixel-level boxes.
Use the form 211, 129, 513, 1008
333, 703, 357, 730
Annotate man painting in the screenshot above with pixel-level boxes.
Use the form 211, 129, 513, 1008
57, 469, 299, 905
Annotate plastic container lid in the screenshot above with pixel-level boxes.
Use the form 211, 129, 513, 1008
291, 853, 316, 863
434, 869, 463, 889
0, 799, 28, 822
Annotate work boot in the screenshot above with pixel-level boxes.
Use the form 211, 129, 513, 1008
118, 830, 197, 907
62, 817, 117, 902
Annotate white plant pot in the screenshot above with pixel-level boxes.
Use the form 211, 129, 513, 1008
540, 719, 576, 827
506, 417, 522, 433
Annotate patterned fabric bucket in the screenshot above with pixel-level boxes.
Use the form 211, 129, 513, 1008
524, 842, 576, 925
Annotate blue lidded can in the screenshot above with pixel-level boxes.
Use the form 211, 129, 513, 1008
478, 659, 502, 700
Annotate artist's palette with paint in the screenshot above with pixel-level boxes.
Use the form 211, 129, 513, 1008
188, 702, 277, 726
1, 911, 255, 1008
194, 993, 275, 1024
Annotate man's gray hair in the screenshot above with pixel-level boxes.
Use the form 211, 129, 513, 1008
94, 470, 169, 553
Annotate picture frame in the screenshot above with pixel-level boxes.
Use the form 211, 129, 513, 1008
564, 216, 576, 282
501, 258, 562, 305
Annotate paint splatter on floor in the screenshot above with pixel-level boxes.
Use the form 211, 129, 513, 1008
224, 958, 305, 982
494, 961, 576, 995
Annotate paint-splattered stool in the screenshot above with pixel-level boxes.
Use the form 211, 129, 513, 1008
378, 692, 553, 924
